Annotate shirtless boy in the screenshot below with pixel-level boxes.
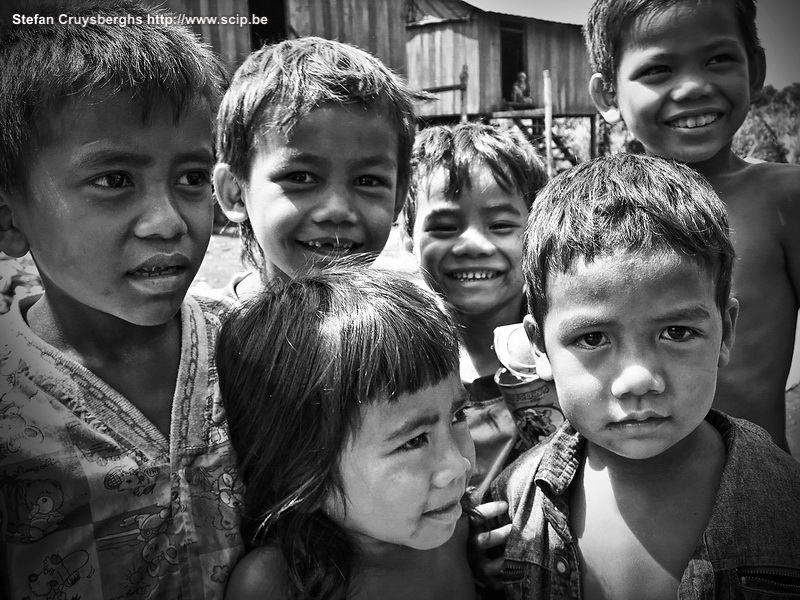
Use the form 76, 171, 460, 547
586, 0, 800, 451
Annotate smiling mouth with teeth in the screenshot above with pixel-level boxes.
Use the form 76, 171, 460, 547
300, 240, 357, 253
668, 113, 720, 129
450, 270, 500, 282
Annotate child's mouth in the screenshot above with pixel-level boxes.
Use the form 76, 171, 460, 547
298, 239, 358, 256
449, 270, 500, 282
129, 265, 184, 277
668, 112, 720, 129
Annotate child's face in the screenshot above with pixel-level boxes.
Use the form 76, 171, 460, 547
528, 250, 736, 460
604, 0, 758, 164
5, 93, 214, 325
410, 164, 528, 316
327, 373, 474, 551
235, 105, 400, 280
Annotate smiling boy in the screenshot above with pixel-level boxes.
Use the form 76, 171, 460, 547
214, 37, 428, 299
585, 0, 800, 451
492, 154, 800, 599
402, 123, 548, 499
0, 2, 243, 598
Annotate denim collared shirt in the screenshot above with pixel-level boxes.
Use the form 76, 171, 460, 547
491, 410, 800, 599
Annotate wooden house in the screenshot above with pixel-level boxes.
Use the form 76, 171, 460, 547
159, 0, 593, 121
403, 0, 594, 120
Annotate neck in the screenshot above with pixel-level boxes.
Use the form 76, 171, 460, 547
25, 292, 179, 362
686, 145, 745, 180
457, 297, 525, 379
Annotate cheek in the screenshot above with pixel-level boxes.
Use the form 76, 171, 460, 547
416, 239, 445, 270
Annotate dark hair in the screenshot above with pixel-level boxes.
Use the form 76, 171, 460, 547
584, 0, 762, 92
216, 262, 461, 599
522, 153, 734, 346
0, 0, 227, 197
403, 122, 548, 238
215, 37, 430, 270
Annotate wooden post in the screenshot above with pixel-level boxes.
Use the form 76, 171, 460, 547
543, 70, 553, 176
460, 64, 469, 123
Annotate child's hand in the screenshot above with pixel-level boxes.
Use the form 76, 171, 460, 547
469, 500, 511, 592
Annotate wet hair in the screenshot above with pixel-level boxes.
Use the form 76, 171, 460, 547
215, 37, 430, 270
584, 0, 762, 92
0, 0, 227, 196
216, 261, 461, 599
522, 153, 734, 346
403, 122, 548, 238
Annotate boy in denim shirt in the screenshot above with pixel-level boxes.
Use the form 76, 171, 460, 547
492, 154, 800, 599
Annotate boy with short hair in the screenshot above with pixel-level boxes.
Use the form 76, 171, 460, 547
0, 2, 243, 598
213, 37, 428, 298
585, 0, 800, 451
492, 153, 800, 599
401, 122, 548, 499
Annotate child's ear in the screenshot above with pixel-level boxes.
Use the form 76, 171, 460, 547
523, 314, 553, 381
589, 73, 621, 124
213, 163, 249, 223
0, 191, 31, 258
748, 48, 767, 103
718, 297, 739, 368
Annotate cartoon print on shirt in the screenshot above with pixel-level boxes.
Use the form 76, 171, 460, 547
25, 479, 66, 541
0, 400, 45, 458
111, 508, 178, 595
27, 549, 93, 600
104, 465, 160, 497
214, 469, 243, 531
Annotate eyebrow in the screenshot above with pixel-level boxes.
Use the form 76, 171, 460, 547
73, 148, 213, 170
385, 388, 470, 443
281, 151, 396, 170
653, 305, 714, 322
559, 305, 714, 332
424, 202, 523, 218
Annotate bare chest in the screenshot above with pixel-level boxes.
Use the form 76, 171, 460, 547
571, 472, 716, 600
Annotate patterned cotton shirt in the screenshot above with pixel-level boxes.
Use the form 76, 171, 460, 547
0, 294, 244, 600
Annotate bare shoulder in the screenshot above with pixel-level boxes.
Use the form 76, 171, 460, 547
741, 160, 800, 200
225, 546, 291, 600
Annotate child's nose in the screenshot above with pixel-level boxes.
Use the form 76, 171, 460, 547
312, 186, 358, 225
134, 189, 189, 239
670, 71, 714, 102
611, 363, 666, 399
432, 433, 473, 489
452, 227, 495, 256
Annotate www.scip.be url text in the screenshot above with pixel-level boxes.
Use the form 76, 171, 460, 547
11, 13, 269, 27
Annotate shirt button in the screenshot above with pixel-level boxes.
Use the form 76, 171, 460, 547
555, 557, 570, 576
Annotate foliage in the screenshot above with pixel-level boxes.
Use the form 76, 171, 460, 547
732, 83, 800, 164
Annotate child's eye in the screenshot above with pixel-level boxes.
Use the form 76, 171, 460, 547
638, 65, 670, 80
452, 406, 470, 424
424, 223, 458, 236
285, 172, 316, 184
177, 170, 211, 187
708, 53, 740, 67
575, 332, 608, 349
400, 433, 429, 451
662, 326, 695, 342
489, 221, 518, 233
354, 175, 384, 187
92, 173, 132, 188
